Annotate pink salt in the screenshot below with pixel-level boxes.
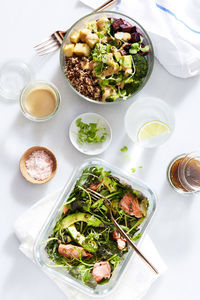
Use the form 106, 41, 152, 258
25, 150, 53, 181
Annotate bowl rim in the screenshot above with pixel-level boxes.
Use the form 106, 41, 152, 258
69, 112, 112, 155
60, 10, 154, 105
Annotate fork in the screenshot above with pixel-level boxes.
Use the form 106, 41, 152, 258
87, 188, 159, 274
34, 0, 119, 56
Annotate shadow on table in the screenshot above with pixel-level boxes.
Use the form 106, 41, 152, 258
144, 60, 200, 108
29, 54, 56, 74
149, 180, 196, 262
104, 132, 157, 182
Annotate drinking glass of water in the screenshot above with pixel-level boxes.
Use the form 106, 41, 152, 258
125, 97, 175, 148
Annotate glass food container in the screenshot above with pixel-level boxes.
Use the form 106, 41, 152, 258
167, 152, 200, 194
60, 11, 154, 105
34, 158, 157, 296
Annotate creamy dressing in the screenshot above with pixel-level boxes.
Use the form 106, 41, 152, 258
24, 86, 57, 118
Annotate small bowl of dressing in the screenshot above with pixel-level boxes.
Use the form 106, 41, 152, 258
19, 80, 61, 121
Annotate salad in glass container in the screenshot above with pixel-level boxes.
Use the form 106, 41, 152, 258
45, 165, 149, 286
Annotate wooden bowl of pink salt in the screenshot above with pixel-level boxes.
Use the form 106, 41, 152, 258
19, 146, 57, 184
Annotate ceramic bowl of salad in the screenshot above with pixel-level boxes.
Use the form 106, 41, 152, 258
60, 11, 154, 104
34, 159, 157, 296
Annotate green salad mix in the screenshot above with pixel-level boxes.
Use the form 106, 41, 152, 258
45, 166, 149, 286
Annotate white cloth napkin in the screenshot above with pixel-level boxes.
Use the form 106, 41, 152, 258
14, 189, 166, 300
80, 0, 200, 78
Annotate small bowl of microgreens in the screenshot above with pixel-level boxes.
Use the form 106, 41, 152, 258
69, 112, 112, 155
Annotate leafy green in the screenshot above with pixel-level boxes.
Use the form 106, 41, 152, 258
132, 232, 142, 241
109, 255, 121, 268
129, 42, 150, 55
129, 43, 140, 54
140, 45, 150, 52
91, 43, 110, 62
45, 165, 149, 287
70, 264, 93, 284
131, 168, 136, 173
76, 118, 107, 144
120, 146, 128, 152
78, 265, 93, 283
94, 62, 104, 75
88, 23, 150, 102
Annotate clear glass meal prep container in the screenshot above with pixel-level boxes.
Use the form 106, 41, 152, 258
34, 158, 157, 296
60, 11, 154, 105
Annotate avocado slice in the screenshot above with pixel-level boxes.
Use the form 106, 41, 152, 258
61, 212, 103, 229
68, 224, 98, 253
68, 224, 85, 245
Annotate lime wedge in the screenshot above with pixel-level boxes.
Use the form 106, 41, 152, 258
137, 120, 171, 143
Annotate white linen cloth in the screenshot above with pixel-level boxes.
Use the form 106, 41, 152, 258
14, 189, 166, 300
80, 0, 200, 78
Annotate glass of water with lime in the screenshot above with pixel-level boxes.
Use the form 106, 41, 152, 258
125, 97, 175, 148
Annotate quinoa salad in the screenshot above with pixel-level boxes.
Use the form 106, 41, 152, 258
63, 16, 151, 102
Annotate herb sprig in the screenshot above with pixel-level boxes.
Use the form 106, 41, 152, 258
76, 118, 107, 144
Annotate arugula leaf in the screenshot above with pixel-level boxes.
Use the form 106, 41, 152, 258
77, 265, 93, 283
132, 232, 142, 241
109, 255, 121, 268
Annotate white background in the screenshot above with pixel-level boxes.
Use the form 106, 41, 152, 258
0, 0, 200, 300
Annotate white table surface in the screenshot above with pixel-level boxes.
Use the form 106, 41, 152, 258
1, 1, 200, 299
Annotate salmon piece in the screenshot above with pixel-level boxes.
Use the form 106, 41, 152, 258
92, 261, 111, 283
120, 192, 143, 218
90, 181, 102, 191
63, 205, 69, 214
58, 244, 93, 259
112, 231, 126, 250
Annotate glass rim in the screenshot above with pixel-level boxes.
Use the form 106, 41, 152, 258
60, 10, 154, 105
167, 153, 200, 194
125, 97, 175, 148
0, 60, 33, 101
19, 80, 61, 122
167, 154, 188, 193
178, 152, 200, 193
